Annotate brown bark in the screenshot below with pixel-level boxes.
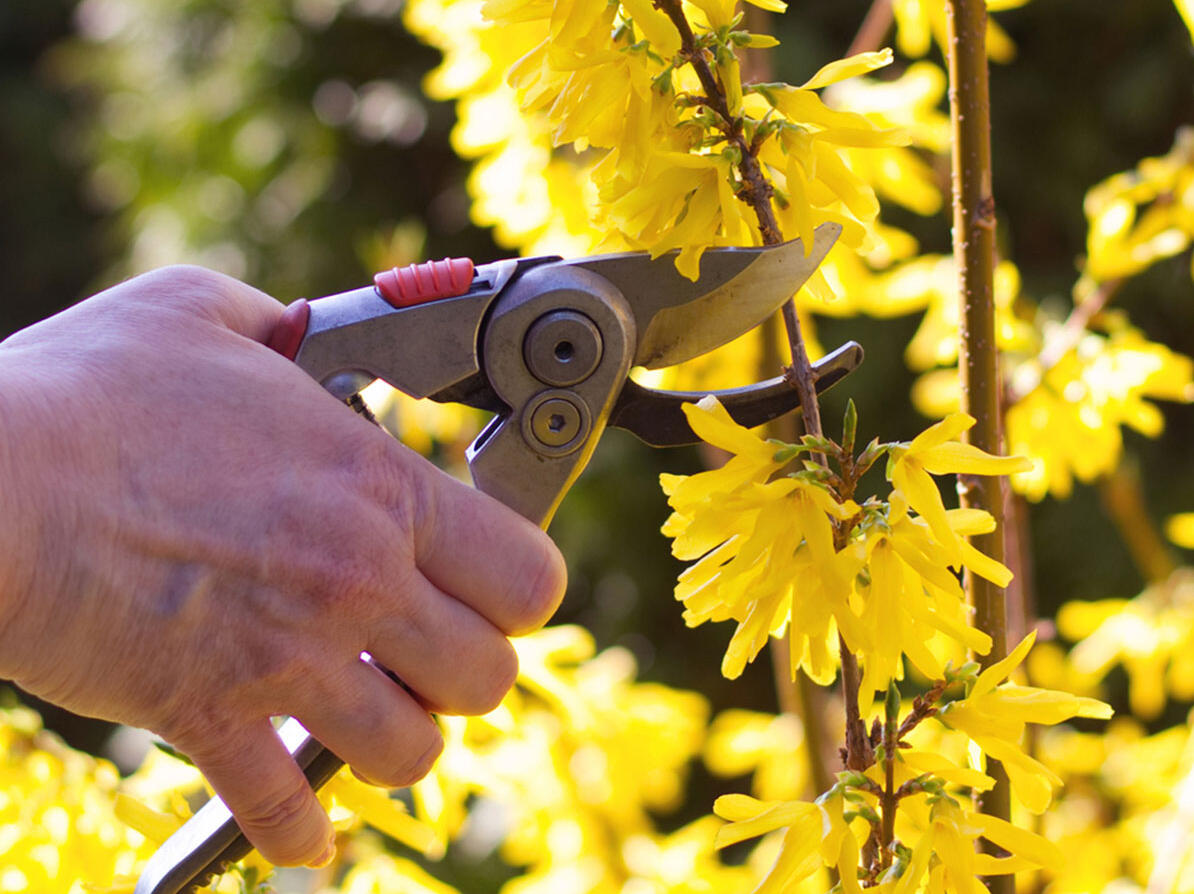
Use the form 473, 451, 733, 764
943, 0, 1012, 888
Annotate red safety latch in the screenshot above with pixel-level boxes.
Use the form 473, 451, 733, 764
374, 258, 475, 308
266, 299, 311, 361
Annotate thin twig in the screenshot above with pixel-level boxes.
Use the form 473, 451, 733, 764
880, 713, 898, 868
847, 0, 894, 57
897, 680, 948, 739
656, 0, 863, 779
838, 645, 871, 771
1099, 458, 1178, 585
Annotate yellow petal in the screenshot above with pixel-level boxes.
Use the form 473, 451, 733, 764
902, 750, 995, 791
800, 48, 895, 90
972, 630, 1036, 698
682, 396, 776, 460
619, 0, 681, 57
916, 441, 1034, 476
1165, 512, 1194, 548
969, 811, 1063, 870
907, 412, 975, 452
327, 773, 443, 857
893, 460, 962, 564
744, 0, 787, 12
714, 798, 817, 847
114, 793, 183, 845
959, 539, 1013, 587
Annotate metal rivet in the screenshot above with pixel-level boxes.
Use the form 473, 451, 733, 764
524, 311, 603, 387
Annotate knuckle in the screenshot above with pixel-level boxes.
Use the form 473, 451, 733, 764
385, 723, 444, 788
128, 265, 234, 314
504, 538, 567, 635
470, 640, 520, 715
157, 704, 233, 760
239, 779, 315, 836
272, 504, 389, 622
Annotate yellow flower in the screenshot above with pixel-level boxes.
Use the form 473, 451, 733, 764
621, 816, 757, 894
892, 796, 1062, 894
704, 710, 808, 801
1178, 0, 1194, 41
1083, 127, 1194, 282
662, 396, 863, 682
713, 794, 827, 893
336, 849, 462, 894
1002, 320, 1194, 501
939, 632, 1113, 813
1057, 569, 1194, 718
851, 514, 1000, 713
887, 413, 1032, 564
324, 769, 443, 858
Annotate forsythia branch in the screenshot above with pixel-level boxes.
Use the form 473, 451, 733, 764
652, 0, 782, 245
944, 0, 1013, 886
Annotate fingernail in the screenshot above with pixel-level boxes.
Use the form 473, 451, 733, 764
307, 839, 337, 869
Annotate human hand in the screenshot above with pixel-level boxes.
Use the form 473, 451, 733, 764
0, 266, 566, 867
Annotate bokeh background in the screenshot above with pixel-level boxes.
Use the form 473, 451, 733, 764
2, 0, 1193, 821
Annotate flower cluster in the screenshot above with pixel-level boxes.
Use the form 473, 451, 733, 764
711, 639, 1108, 891
909, 264, 1193, 502
661, 397, 1027, 704
1083, 127, 1194, 284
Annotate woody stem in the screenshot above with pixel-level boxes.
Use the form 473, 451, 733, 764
944, 0, 1013, 886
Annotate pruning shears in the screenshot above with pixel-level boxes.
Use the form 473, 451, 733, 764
135, 222, 862, 894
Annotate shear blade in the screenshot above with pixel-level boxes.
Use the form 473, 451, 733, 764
609, 341, 863, 447
570, 222, 841, 369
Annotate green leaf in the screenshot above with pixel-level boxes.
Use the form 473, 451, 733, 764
652, 67, 674, 94
945, 661, 981, 685
843, 399, 858, 455
854, 805, 882, 825
153, 741, 196, 767
885, 680, 901, 726
855, 437, 888, 478
838, 769, 870, 788
745, 81, 787, 104
772, 442, 807, 463
800, 433, 837, 453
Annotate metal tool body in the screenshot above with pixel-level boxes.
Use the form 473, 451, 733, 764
135, 223, 862, 894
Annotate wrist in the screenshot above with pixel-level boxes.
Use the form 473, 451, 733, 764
0, 341, 46, 681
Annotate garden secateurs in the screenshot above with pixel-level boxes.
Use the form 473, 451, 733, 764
135, 222, 863, 894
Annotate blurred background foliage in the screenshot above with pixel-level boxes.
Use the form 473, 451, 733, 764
1, 0, 1193, 853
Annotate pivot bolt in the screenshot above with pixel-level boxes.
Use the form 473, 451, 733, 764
523, 390, 590, 456
531, 398, 581, 447
524, 311, 603, 387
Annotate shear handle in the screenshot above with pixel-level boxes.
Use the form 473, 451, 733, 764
609, 341, 863, 447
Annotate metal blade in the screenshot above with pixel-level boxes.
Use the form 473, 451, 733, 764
569, 222, 841, 369
608, 341, 863, 447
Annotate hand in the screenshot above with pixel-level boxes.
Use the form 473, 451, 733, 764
0, 266, 566, 867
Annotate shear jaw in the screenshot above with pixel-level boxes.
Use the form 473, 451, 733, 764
466, 263, 637, 528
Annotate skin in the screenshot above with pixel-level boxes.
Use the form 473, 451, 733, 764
0, 266, 567, 868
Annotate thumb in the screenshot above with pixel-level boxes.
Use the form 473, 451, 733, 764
186, 720, 336, 868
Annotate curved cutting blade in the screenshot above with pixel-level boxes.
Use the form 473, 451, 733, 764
569, 222, 841, 369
